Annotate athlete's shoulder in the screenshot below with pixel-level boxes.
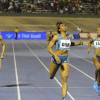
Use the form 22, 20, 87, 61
47, 32, 57, 42
97, 34, 100, 40
53, 34, 58, 40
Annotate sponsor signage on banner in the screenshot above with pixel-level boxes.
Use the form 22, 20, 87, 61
18, 32, 47, 40
0, 31, 47, 40
0, 32, 15, 40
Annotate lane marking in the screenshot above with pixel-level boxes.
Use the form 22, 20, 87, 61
24, 42, 76, 100
21, 87, 60, 89
12, 41, 21, 100
69, 63, 94, 81
71, 52, 93, 64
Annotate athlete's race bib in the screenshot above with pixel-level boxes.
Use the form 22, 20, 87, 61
94, 40, 100, 48
59, 39, 71, 50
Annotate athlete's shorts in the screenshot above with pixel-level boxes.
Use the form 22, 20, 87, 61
51, 55, 69, 64
96, 55, 100, 63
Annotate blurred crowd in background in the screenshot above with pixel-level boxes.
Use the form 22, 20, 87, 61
0, 0, 100, 15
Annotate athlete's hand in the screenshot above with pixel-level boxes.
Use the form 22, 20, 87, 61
77, 27, 81, 32
54, 55, 61, 64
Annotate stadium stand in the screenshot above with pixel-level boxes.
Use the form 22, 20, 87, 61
0, 0, 99, 15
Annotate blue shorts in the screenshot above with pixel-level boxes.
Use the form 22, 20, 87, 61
96, 55, 100, 62
51, 55, 69, 64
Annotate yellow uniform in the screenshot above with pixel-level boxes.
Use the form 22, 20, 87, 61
48, 22, 83, 100
88, 28, 100, 92
15, 27, 19, 40
0, 35, 6, 69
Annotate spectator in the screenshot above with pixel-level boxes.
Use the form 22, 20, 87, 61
15, 27, 19, 40
8, 1, 14, 11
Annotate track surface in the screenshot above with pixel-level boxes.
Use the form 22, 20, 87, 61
0, 40, 100, 100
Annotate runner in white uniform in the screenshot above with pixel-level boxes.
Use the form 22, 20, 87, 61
48, 22, 83, 100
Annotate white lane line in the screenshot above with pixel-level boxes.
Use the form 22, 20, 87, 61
24, 42, 76, 100
12, 41, 21, 100
21, 87, 60, 89
71, 52, 93, 64
69, 87, 93, 89
69, 63, 94, 81
21, 86, 92, 89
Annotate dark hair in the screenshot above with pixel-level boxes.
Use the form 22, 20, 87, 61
56, 21, 63, 34
97, 34, 100, 37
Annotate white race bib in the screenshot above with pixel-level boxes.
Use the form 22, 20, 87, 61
59, 39, 71, 50
94, 40, 100, 48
